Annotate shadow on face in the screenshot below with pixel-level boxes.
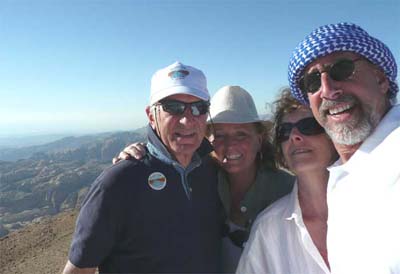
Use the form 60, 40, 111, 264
279, 107, 337, 175
207, 123, 262, 175
147, 94, 208, 166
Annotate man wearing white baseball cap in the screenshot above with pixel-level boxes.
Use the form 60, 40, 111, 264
113, 85, 294, 272
63, 62, 221, 274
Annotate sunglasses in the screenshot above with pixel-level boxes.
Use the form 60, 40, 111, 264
277, 117, 325, 143
156, 99, 210, 116
300, 58, 362, 94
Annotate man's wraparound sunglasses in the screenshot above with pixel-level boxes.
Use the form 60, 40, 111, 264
277, 117, 325, 143
300, 58, 362, 94
155, 99, 210, 116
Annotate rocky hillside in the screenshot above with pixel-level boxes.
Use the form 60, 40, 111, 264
0, 130, 146, 238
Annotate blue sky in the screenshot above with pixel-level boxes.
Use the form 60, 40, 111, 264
1, 0, 399, 137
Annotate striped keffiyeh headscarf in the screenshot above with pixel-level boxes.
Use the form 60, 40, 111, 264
288, 22, 398, 105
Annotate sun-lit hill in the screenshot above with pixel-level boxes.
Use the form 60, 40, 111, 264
0, 129, 146, 238
0, 127, 146, 162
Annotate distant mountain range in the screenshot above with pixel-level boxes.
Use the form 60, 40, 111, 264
0, 128, 147, 237
0, 134, 73, 149
0, 127, 147, 162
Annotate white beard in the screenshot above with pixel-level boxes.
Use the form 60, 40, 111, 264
319, 95, 380, 146
325, 115, 374, 145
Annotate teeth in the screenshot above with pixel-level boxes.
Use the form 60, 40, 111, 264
329, 104, 352, 115
225, 154, 241, 160
292, 149, 310, 155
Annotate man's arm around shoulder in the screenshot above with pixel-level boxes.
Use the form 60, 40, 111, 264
62, 260, 96, 274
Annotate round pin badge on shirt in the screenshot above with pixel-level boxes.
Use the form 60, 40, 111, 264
148, 172, 167, 191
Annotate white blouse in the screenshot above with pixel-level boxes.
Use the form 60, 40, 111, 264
236, 183, 330, 274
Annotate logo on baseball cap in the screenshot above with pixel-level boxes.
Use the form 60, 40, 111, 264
168, 69, 189, 80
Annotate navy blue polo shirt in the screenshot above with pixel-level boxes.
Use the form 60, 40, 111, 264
69, 126, 222, 273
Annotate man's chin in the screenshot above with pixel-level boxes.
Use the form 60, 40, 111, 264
171, 143, 199, 154
325, 123, 371, 146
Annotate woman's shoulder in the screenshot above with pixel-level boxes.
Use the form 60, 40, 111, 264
253, 193, 292, 228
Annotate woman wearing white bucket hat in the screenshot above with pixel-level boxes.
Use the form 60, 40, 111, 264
114, 85, 294, 271
206, 86, 294, 271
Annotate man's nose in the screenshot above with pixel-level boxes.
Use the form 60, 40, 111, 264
223, 135, 238, 147
179, 107, 195, 124
320, 72, 343, 100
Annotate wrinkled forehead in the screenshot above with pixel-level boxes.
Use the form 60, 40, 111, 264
282, 106, 314, 123
304, 51, 363, 73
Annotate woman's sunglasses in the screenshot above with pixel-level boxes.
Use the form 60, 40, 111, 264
300, 58, 362, 94
277, 117, 325, 143
155, 99, 210, 116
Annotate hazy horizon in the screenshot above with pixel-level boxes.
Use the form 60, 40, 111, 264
0, 123, 144, 138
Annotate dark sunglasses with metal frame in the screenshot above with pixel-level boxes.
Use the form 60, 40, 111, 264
155, 99, 210, 116
300, 58, 363, 95
277, 117, 325, 143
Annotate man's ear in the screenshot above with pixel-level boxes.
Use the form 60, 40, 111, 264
146, 106, 156, 129
374, 68, 390, 95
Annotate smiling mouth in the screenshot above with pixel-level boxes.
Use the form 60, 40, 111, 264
328, 103, 353, 116
175, 132, 195, 138
291, 148, 312, 156
320, 95, 357, 118
222, 153, 242, 162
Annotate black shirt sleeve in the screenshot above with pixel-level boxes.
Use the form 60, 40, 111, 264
68, 166, 125, 268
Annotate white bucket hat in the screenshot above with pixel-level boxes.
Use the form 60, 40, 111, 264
208, 85, 261, 124
150, 61, 210, 105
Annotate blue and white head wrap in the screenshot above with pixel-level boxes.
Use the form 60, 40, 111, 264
288, 22, 398, 105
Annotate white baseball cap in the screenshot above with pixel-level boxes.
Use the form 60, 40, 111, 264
208, 85, 261, 124
150, 61, 210, 105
